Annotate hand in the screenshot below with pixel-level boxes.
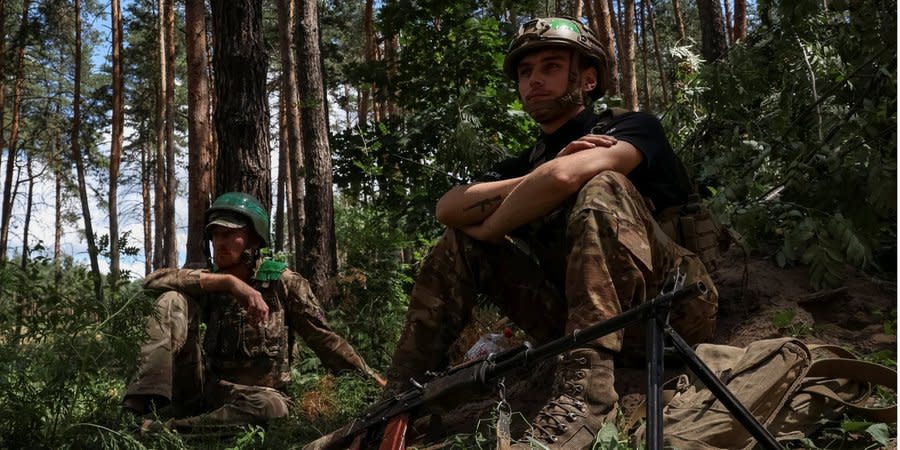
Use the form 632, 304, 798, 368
556, 134, 618, 157
372, 372, 388, 388
230, 277, 269, 325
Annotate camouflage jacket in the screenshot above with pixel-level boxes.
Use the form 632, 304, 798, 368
144, 266, 375, 391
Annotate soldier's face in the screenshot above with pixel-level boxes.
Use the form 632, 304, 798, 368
516, 49, 572, 109
210, 225, 252, 269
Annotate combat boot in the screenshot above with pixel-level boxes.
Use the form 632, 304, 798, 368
514, 347, 618, 449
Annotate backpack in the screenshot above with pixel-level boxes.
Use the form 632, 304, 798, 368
658, 338, 896, 449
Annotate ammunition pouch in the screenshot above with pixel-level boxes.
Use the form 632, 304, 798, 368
655, 194, 731, 272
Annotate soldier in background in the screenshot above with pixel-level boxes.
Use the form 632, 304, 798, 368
384, 17, 718, 449
123, 192, 385, 432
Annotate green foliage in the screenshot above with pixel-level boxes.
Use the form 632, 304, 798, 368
331, 2, 536, 238
663, 0, 896, 289
328, 200, 417, 369
770, 309, 812, 337
0, 255, 153, 448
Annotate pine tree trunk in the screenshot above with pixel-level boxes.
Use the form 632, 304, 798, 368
638, 0, 652, 110
153, 0, 167, 270
185, 0, 213, 267
647, 0, 669, 105
672, 0, 686, 42
72, 0, 104, 302
0, 0, 8, 263
163, 0, 177, 267
211, 0, 272, 210
110, 0, 124, 281
723, 0, 733, 47
20, 152, 32, 270
697, 0, 727, 62
621, 0, 638, 110
278, 0, 305, 263
594, 0, 620, 97
297, 0, 337, 302
142, 139, 153, 276
585, 0, 598, 35
358, 0, 374, 125
733, 0, 747, 41
275, 95, 287, 253
0, 0, 30, 263
53, 121, 62, 279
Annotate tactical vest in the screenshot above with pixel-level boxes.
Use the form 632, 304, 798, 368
592, 106, 730, 271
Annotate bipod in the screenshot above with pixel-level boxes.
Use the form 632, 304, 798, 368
644, 273, 782, 450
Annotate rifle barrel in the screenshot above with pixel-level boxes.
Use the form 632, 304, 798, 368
487, 282, 706, 377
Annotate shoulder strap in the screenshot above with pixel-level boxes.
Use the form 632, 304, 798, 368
590, 106, 629, 135
801, 346, 898, 423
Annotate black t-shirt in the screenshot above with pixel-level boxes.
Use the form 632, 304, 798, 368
476, 108, 692, 211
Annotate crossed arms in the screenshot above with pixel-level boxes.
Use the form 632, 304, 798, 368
436, 134, 643, 242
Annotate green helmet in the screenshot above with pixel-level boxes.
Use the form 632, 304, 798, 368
204, 192, 270, 248
504, 17, 608, 100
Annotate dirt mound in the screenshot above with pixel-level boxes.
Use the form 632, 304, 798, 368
409, 249, 897, 446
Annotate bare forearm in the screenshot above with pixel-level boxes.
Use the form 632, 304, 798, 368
469, 142, 643, 241
435, 176, 523, 227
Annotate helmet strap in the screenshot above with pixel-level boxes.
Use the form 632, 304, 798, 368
558, 50, 586, 107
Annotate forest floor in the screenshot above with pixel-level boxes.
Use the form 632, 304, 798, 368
402, 249, 898, 449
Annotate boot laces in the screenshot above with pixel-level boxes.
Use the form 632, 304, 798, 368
531, 354, 590, 441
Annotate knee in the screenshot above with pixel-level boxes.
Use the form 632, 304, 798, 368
150, 291, 193, 346
155, 291, 191, 321
575, 171, 633, 207
570, 170, 650, 224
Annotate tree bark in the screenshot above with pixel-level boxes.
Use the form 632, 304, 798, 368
672, 0, 686, 42
646, 0, 669, 105
0, 0, 8, 263
275, 94, 287, 253
621, 0, 638, 110
210, 0, 272, 210
53, 121, 62, 279
153, 0, 167, 269
697, 0, 727, 62
72, 0, 104, 302
297, 0, 337, 302
733, 0, 747, 41
20, 152, 32, 269
278, 0, 305, 261
142, 139, 153, 276
358, 0, 374, 125
594, 0, 619, 97
638, 0, 652, 110
109, 0, 124, 281
163, 0, 178, 267
185, 0, 213, 267
723, 0, 733, 46
0, 0, 31, 263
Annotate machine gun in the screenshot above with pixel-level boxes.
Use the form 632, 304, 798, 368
304, 281, 768, 450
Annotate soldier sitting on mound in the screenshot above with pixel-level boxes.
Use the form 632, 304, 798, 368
123, 192, 385, 433
383, 17, 719, 449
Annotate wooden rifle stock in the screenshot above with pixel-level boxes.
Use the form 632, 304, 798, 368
302, 282, 706, 450
378, 413, 409, 450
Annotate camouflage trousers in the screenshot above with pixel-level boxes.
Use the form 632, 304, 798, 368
386, 171, 718, 389
124, 291, 290, 428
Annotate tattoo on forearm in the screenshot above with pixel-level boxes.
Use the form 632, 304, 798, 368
463, 195, 502, 213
